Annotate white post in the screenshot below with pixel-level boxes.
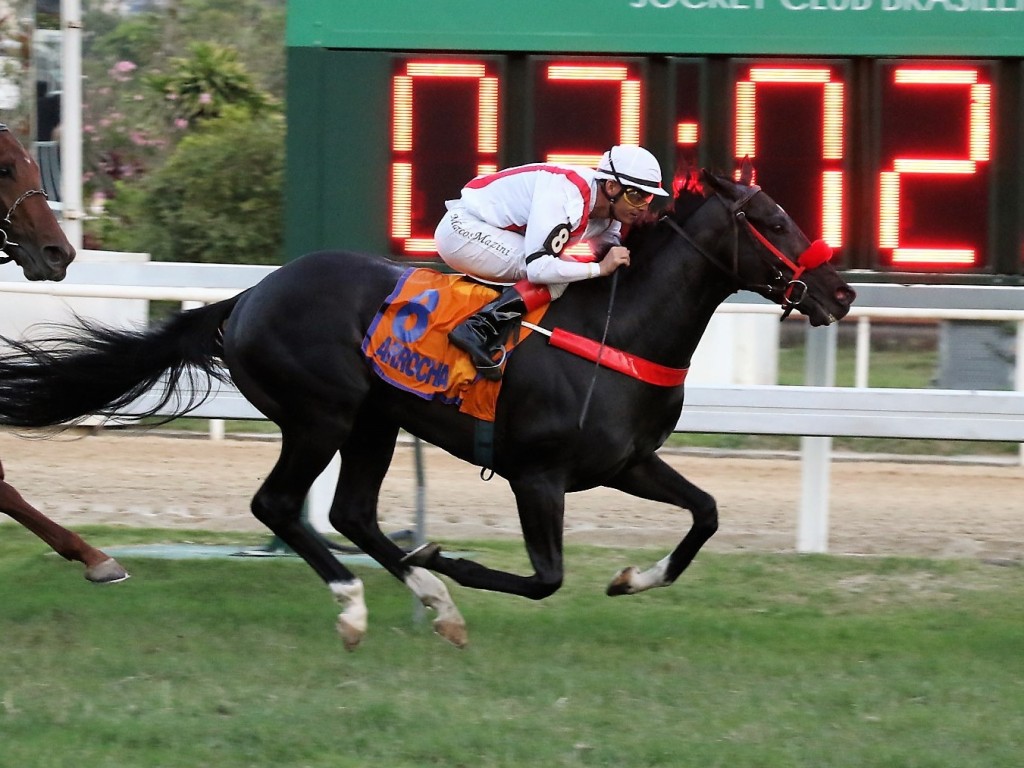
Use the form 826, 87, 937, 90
208, 418, 226, 441
306, 453, 341, 533
797, 322, 837, 553
59, 0, 83, 250
182, 300, 225, 440
855, 315, 870, 388
1016, 320, 1024, 466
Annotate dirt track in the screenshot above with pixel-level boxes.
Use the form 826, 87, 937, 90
2, 430, 1022, 561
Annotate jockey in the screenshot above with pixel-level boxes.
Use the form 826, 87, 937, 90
435, 144, 669, 381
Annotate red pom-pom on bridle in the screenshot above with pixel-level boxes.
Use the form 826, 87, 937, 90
798, 238, 832, 271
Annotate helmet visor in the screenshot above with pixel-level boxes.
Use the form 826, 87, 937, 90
621, 186, 655, 208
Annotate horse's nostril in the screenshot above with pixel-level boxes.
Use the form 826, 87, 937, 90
44, 244, 75, 267
837, 286, 856, 305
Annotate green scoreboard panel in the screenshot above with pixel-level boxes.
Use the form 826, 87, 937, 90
285, 1, 1023, 278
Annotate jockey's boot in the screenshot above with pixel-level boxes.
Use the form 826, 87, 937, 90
449, 280, 550, 381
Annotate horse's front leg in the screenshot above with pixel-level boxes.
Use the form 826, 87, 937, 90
404, 477, 566, 600
602, 453, 718, 596
0, 460, 128, 584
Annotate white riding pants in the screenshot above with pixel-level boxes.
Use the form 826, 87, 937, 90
434, 207, 568, 299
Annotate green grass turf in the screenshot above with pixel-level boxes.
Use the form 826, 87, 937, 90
2, 527, 1021, 767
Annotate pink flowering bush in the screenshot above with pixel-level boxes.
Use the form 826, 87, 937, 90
82, 54, 169, 197
108, 60, 138, 81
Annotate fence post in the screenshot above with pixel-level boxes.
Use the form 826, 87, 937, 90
1017, 320, 1024, 466
412, 437, 428, 624
183, 300, 226, 440
855, 316, 871, 388
59, 0, 84, 250
797, 322, 837, 553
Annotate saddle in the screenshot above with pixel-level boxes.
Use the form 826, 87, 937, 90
362, 268, 546, 422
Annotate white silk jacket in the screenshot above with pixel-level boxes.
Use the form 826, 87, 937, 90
450, 163, 621, 283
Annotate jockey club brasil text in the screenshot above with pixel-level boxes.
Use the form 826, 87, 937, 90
628, 0, 1022, 10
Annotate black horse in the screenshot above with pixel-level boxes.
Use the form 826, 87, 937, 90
0, 166, 854, 648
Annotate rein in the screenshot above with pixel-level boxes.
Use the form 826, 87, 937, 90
0, 123, 50, 262
662, 186, 832, 320
577, 269, 618, 429
0, 189, 49, 251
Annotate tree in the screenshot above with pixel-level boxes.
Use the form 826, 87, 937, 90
94, 111, 283, 265
80, 2, 287, 262
80, 1, 285, 199
146, 41, 275, 128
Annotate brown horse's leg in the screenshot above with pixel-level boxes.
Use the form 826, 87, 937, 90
0, 458, 128, 584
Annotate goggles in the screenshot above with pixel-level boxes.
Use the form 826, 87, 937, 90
621, 186, 655, 208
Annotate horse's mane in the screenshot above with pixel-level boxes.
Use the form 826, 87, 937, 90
620, 169, 709, 256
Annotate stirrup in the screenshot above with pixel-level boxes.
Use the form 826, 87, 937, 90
475, 345, 508, 379
468, 344, 507, 382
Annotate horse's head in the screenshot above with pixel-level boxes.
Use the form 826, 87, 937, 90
0, 124, 75, 281
671, 162, 855, 326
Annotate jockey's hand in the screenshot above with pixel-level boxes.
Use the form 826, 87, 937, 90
599, 246, 631, 276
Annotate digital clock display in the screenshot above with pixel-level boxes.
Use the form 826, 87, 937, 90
384, 53, 998, 273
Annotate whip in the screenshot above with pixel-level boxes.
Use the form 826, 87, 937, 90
576, 270, 618, 429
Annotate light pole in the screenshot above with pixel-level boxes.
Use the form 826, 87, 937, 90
59, 0, 82, 250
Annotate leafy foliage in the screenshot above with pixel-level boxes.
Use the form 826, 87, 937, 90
79, 1, 286, 263
95, 112, 284, 264
146, 41, 275, 127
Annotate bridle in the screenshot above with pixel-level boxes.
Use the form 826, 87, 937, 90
663, 184, 832, 320
0, 122, 50, 262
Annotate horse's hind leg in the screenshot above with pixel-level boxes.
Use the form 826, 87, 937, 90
602, 453, 718, 596
0, 459, 128, 583
328, 415, 467, 647
249, 429, 372, 650
405, 477, 566, 600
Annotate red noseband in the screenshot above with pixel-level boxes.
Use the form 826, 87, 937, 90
736, 211, 834, 310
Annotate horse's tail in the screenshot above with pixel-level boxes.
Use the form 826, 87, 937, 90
0, 295, 242, 428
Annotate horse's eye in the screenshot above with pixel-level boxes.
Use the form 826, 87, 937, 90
770, 223, 786, 234
0, 166, 11, 178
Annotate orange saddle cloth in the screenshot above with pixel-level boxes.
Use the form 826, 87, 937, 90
361, 268, 545, 422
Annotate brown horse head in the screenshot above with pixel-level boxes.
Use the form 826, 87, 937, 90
0, 124, 75, 281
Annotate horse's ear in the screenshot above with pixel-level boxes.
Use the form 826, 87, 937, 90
738, 156, 754, 186
699, 168, 728, 196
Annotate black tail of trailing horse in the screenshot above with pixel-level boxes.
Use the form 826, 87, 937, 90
0, 296, 240, 428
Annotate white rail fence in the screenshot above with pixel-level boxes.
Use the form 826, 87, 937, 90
2, 258, 1024, 553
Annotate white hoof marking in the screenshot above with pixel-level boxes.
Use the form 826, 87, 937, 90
405, 567, 468, 647
615, 556, 673, 594
330, 579, 367, 649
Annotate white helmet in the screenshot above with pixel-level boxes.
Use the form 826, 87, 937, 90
594, 145, 669, 197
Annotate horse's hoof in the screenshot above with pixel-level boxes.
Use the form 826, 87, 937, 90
606, 566, 639, 596
85, 558, 130, 584
434, 618, 469, 648
401, 542, 442, 568
336, 614, 365, 652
